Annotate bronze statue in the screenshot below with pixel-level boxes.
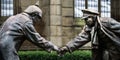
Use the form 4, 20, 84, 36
59, 9, 120, 60
0, 4, 59, 60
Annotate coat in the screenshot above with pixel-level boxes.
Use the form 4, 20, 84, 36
0, 13, 55, 60
66, 17, 120, 60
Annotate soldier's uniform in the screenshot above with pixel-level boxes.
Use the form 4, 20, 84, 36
0, 5, 58, 60
65, 9, 120, 60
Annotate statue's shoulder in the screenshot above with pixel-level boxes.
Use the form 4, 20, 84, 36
15, 13, 32, 23
100, 17, 115, 23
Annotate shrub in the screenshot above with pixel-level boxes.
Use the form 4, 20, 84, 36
19, 50, 91, 60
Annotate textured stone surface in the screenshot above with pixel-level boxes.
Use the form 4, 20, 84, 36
62, 8, 73, 16
62, 27, 74, 36
50, 15, 61, 25
50, 26, 62, 36
62, 36, 73, 46
39, 0, 50, 7
62, 17, 74, 26
50, 0, 61, 4
50, 36, 62, 46
62, 0, 73, 7
21, 0, 32, 7
50, 5, 61, 15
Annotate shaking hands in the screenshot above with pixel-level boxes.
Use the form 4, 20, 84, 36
44, 42, 70, 56
57, 46, 69, 56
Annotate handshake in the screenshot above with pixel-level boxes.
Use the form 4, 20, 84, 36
57, 46, 70, 56
46, 44, 70, 56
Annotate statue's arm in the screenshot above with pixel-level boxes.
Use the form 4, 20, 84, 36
66, 25, 91, 52
24, 21, 57, 51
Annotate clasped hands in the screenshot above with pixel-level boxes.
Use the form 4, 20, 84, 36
57, 46, 70, 56
50, 45, 70, 56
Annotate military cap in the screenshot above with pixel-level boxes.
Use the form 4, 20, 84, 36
81, 9, 99, 19
82, 9, 99, 15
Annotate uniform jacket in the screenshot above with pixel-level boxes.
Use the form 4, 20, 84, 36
66, 17, 120, 60
0, 13, 55, 60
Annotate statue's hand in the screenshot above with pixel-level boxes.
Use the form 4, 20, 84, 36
46, 42, 59, 53
58, 46, 68, 56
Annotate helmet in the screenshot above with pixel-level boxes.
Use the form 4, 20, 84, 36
24, 5, 42, 18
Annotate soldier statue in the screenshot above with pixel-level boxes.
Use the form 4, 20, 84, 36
59, 9, 120, 60
0, 4, 59, 60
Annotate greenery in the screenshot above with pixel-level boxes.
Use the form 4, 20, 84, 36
19, 50, 91, 60
74, 18, 85, 26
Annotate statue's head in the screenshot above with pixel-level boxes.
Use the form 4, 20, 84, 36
24, 3, 42, 23
81, 9, 99, 27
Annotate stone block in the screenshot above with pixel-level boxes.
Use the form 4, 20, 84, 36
30, 0, 39, 5
62, 8, 73, 16
62, 0, 73, 7
62, 27, 74, 36
41, 0, 50, 6
50, 36, 62, 46
42, 15, 50, 26
50, 26, 62, 36
21, 0, 32, 7
62, 36, 73, 46
42, 6, 50, 16
50, 5, 61, 15
74, 27, 82, 36
62, 17, 74, 26
50, 0, 61, 4
21, 7, 25, 12
50, 15, 61, 25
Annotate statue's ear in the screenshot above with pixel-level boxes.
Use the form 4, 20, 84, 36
35, 1, 39, 7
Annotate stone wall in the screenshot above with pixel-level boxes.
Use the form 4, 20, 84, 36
49, 0, 62, 46
61, 0, 74, 45
18, 0, 90, 50
49, 0, 77, 47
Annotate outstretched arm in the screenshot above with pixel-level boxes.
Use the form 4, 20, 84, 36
58, 25, 92, 56
66, 25, 91, 52
24, 21, 59, 52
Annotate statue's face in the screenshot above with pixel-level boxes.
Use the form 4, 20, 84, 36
82, 13, 96, 27
85, 16, 95, 27
31, 13, 42, 23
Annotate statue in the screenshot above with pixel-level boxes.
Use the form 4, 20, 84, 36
59, 9, 120, 60
0, 4, 59, 60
